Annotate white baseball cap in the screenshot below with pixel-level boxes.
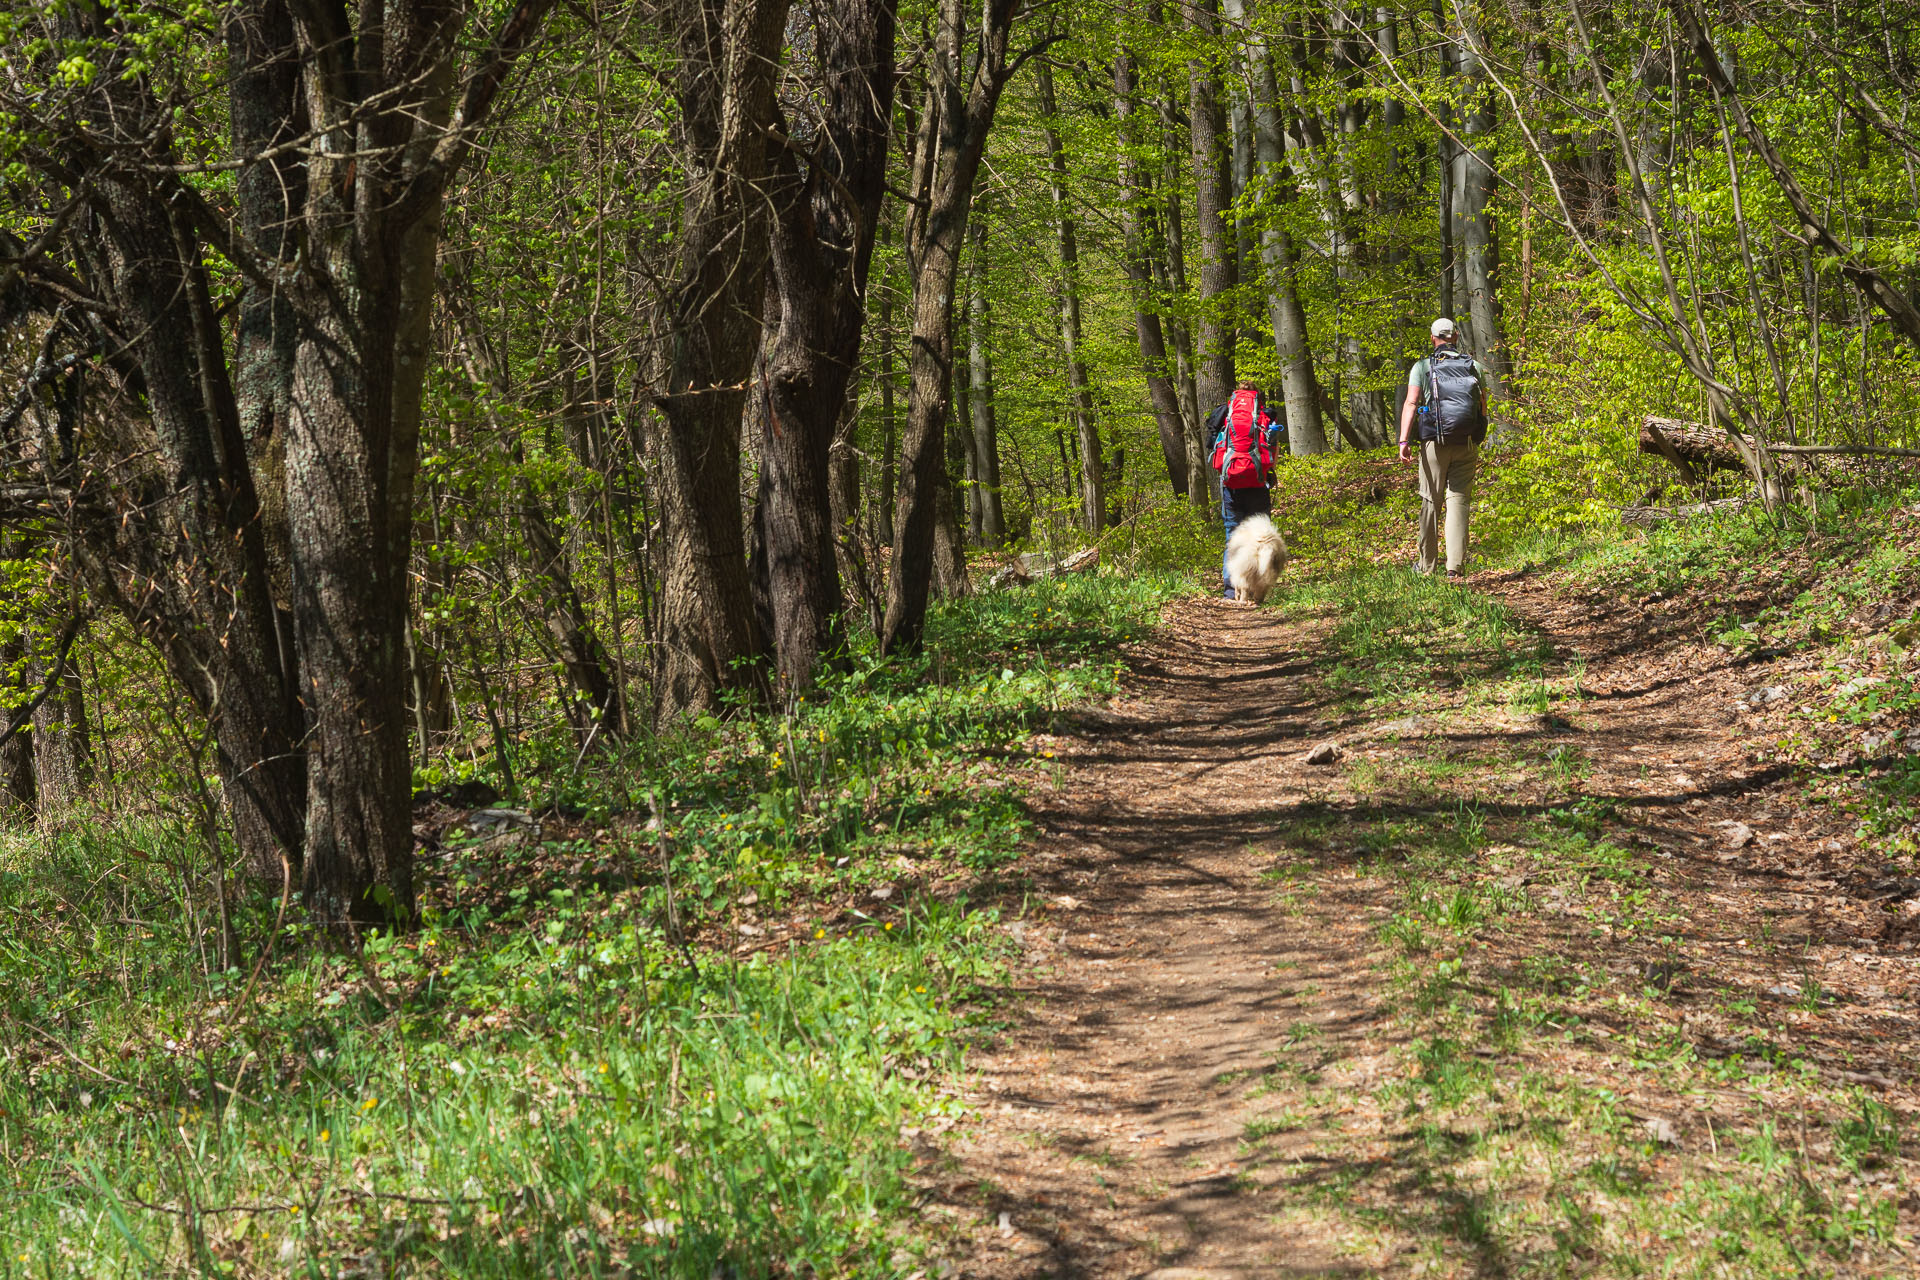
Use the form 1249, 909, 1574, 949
1430, 317, 1457, 338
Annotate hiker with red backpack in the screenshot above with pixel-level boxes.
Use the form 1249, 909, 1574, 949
1207, 381, 1285, 599
1397, 318, 1491, 580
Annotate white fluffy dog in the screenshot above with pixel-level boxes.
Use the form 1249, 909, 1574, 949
1225, 514, 1288, 605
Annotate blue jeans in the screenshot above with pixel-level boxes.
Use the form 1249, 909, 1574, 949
1220, 486, 1273, 594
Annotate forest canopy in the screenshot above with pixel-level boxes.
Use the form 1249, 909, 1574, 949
5, 0, 1920, 932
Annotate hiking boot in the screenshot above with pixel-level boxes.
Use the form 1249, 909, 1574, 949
1446, 568, 1465, 583
1220, 585, 1237, 600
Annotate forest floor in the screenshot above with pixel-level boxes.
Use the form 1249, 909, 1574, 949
919, 568, 1920, 1278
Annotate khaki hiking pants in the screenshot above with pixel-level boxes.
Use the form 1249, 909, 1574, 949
1418, 438, 1478, 575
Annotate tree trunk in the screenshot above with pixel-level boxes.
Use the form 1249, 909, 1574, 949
967, 220, 1008, 543
1454, 6, 1508, 394
881, 0, 1017, 654
934, 363, 974, 596
284, 0, 558, 930
225, 0, 305, 623
0, 632, 33, 819
11, 0, 558, 930
653, 0, 794, 712
1037, 60, 1104, 533
758, 0, 896, 693
1188, 0, 1237, 453
1160, 181, 1209, 505
94, 168, 309, 889
1115, 49, 1191, 495
878, 269, 899, 546
29, 642, 90, 813
1227, 0, 1326, 454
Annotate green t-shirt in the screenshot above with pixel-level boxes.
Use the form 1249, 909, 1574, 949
1407, 350, 1492, 398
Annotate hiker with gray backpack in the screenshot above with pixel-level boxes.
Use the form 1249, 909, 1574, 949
1397, 318, 1490, 580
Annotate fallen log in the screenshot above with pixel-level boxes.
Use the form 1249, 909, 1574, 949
1638, 417, 1747, 474
1639, 417, 1920, 474
988, 546, 1099, 591
1620, 497, 1753, 528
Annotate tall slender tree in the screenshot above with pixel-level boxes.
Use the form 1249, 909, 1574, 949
882, 0, 1023, 655
1224, 0, 1326, 453
1114, 46, 1194, 493
1036, 59, 1105, 532
1187, 0, 1237, 500
966, 221, 1008, 542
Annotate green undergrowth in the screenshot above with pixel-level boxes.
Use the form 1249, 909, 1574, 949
1267, 449, 1420, 571
1282, 562, 1552, 706
1533, 484, 1920, 654
1272, 794, 1915, 1274
0, 572, 1180, 1277
1248, 566, 1918, 1273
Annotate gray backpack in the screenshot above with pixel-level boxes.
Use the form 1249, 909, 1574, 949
1418, 349, 1486, 444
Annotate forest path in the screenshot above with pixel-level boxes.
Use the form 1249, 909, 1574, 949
925, 577, 1920, 1277
928, 596, 1402, 1277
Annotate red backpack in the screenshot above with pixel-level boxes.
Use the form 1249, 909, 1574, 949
1210, 388, 1271, 489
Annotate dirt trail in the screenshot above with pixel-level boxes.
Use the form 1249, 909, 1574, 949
923, 583, 1920, 1278
928, 599, 1394, 1277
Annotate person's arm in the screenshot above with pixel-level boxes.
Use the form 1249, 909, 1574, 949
1397, 364, 1423, 462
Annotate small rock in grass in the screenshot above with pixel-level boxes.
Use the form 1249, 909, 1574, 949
1641, 959, 1685, 990
1305, 741, 1341, 765
1642, 1116, 1680, 1147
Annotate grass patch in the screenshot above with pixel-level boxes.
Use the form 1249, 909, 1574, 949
1283, 563, 1547, 705
0, 572, 1180, 1276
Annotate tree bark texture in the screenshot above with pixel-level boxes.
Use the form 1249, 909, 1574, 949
967, 221, 1008, 543
1453, 8, 1508, 394
653, 0, 795, 712
280, 0, 556, 928
1225, 0, 1326, 454
877, 265, 899, 547
1114, 50, 1191, 495
29, 643, 90, 813
51, 26, 311, 886
1187, 0, 1237, 483
880, 0, 1017, 655
0, 631, 33, 818
1159, 173, 1209, 502
1036, 61, 1104, 533
0, 0, 560, 927
757, 0, 897, 694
